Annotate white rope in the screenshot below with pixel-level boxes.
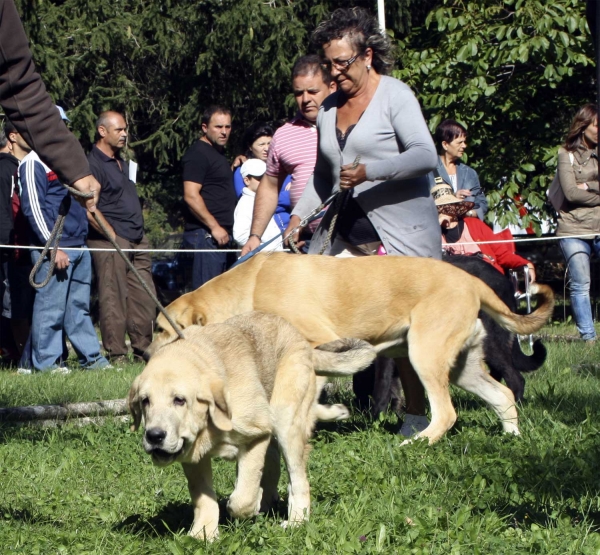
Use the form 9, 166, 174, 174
0, 232, 597, 253
0, 245, 243, 252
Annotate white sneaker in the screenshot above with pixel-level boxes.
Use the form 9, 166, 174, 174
50, 367, 71, 375
16, 368, 32, 375
399, 414, 430, 437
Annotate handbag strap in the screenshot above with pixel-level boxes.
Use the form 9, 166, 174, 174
433, 167, 450, 187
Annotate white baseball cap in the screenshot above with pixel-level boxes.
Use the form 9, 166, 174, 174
240, 158, 266, 178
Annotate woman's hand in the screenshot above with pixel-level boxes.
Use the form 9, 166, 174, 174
339, 163, 367, 190
438, 213, 457, 229
455, 189, 471, 200
283, 216, 305, 250
231, 154, 247, 171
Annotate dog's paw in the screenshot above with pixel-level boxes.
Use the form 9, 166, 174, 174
189, 524, 219, 542
227, 494, 260, 519
315, 403, 350, 421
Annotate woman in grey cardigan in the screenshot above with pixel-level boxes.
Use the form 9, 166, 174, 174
290, 7, 440, 437
557, 104, 599, 341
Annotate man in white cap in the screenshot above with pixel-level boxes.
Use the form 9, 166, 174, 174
233, 158, 283, 251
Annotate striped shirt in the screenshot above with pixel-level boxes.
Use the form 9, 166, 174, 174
266, 114, 318, 209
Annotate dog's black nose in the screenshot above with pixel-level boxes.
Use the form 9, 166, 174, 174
145, 427, 167, 445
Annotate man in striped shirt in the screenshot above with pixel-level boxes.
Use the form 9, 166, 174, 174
17, 108, 109, 373
240, 55, 335, 256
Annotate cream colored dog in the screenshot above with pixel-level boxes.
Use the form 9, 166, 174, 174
129, 311, 376, 541
147, 253, 555, 444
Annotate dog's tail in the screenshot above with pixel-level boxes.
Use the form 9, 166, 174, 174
477, 280, 555, 335
313, 338, 377, 376
512, 339, 547, 373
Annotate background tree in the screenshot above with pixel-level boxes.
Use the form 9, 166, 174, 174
396, 0, 594, 232
11, 0, 595, 240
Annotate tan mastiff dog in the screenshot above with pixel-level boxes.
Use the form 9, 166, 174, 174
129, 312, 376, 541
147, 253, 554, 444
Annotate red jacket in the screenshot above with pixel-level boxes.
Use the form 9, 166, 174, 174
463, 217, 530, 275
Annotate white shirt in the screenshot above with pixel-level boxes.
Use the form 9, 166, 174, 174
233, 187, 284, 251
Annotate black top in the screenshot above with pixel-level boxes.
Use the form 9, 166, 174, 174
0, 152, 18, 245
334, 125, 380, 246
181, 140, 236, 232
87, 145, 144, 242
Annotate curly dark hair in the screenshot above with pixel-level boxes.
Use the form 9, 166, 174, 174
311, 7, 394, 75
242, 122, 274, 157
564, 103, 598, 152
434, 120, 467, 154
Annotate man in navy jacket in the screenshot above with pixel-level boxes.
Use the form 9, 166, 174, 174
18, 108, 109, 373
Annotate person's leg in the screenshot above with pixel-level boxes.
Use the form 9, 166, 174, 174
88, 237, 129, 357
7, 257, 34, 355
63, 249, 108, 369
396, 357, 429, 436
189, 231, 228, 290
126, 236, 157, 358
29, 250, 69, 371
561, 238, 595, 340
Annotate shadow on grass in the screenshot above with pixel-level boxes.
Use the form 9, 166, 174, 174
0, 506, 38, 524
477, 502, 600, 532
115, 501, 193, 537
115, 497, 290, 538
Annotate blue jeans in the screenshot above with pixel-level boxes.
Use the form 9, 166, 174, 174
22, 248, 108, 371
560, 237, 600, 340
181, 229, 235, 290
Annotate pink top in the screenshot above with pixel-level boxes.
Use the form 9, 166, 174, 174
441, 222, 481, 256
266, 114, 318, 209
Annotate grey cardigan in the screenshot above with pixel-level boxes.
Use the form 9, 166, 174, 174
292, 76, 441, 259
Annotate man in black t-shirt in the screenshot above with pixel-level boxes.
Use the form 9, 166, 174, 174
181, 105, 237, 289
87, 111, 156, 363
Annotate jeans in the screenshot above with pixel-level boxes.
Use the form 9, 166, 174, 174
22, 248, 108, 371
181, 229, 235, 290
560, 237, 600, 340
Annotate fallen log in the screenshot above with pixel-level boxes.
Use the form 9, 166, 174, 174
0, 399, 128, 423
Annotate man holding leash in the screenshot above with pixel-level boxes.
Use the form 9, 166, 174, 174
240, 55, 335, 255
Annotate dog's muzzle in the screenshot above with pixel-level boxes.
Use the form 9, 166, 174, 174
143, 427, 185, 465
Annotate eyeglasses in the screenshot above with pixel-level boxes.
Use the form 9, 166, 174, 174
320, 53, 361, 73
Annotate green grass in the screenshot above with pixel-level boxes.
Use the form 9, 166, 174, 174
1, 329, 600, 554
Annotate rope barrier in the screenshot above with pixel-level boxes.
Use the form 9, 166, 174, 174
3, 231, 598, 254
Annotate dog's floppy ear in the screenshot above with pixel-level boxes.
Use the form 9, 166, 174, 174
128, 375, 142, 432
199, 378, 232, 432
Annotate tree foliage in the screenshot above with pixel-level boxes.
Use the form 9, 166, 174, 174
14, 0, 422, 242
395, 0, 595, 232
12, 0, 596, 238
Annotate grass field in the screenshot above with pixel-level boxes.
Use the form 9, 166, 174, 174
1, 324, 600, 554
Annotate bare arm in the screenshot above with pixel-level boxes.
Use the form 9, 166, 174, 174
183, 180, 229, 245
240, 173, 281, 255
